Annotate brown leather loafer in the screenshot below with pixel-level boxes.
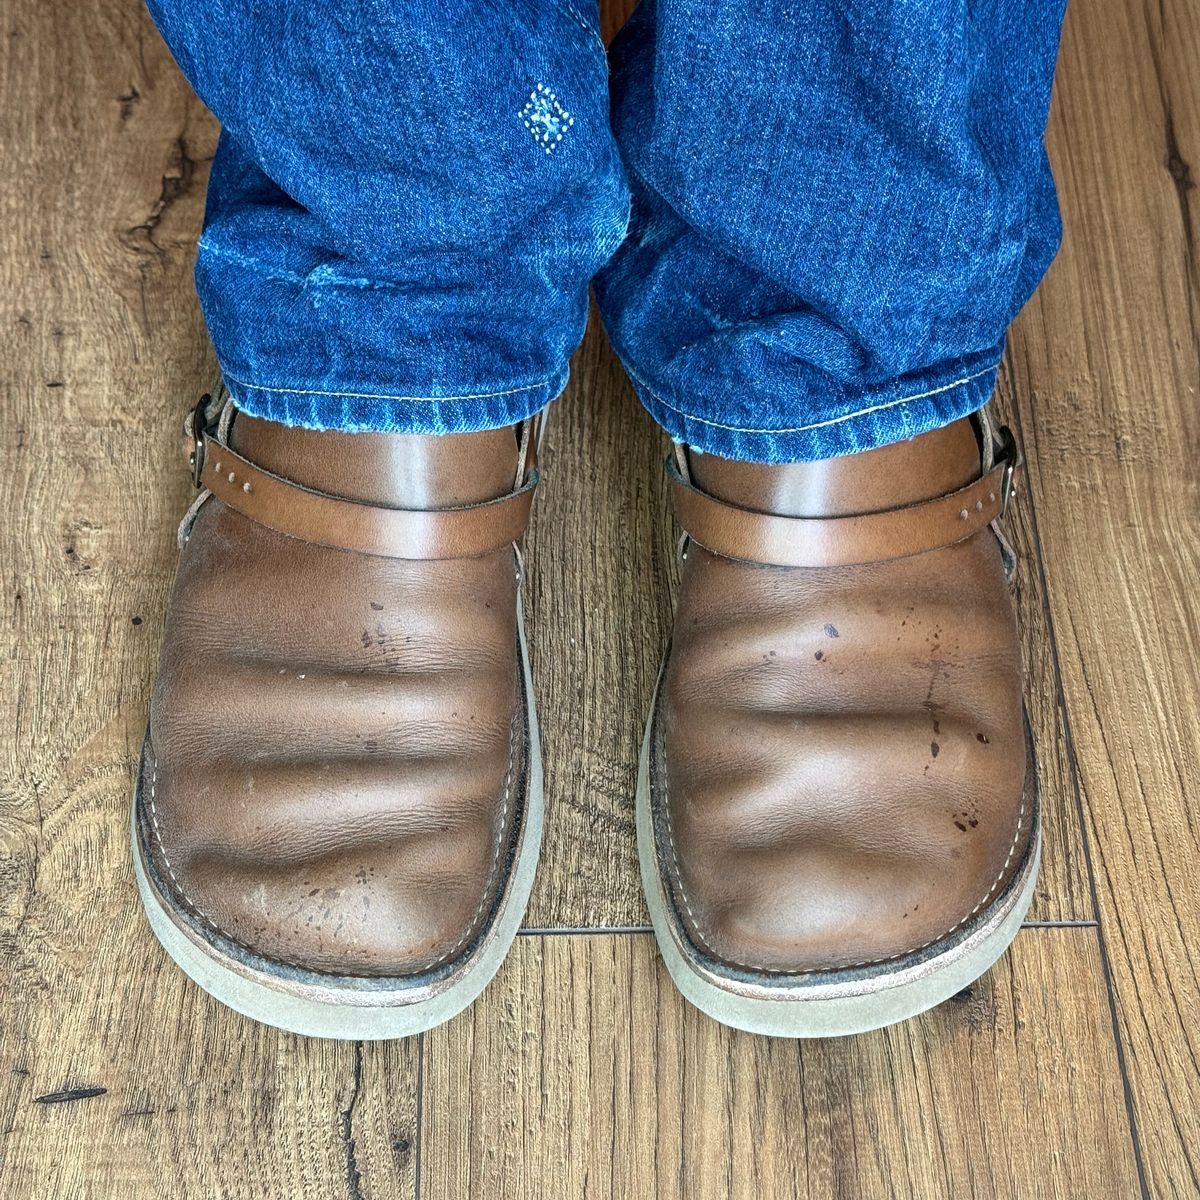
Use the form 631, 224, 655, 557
638, 409, 1039, 1036
133, 388, 544, 1038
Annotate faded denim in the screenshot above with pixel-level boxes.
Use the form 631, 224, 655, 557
147, 0, 1066, 462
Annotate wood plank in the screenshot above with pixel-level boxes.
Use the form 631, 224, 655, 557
992, 368, 1096, 922
423, 928, 1140, 1200
522, 322, 677, 929
1004, 0, 1200, 1193
600, 0, 638, 45
0, 3, 420, 1197
2, 0, 1189, 1195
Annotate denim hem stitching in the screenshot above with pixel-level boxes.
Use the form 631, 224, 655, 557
635, 363, 996, 436
223, 373, 558, 404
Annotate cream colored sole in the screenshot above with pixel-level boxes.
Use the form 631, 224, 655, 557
133, 598, 542, 1040
636, 682, 1041, 1038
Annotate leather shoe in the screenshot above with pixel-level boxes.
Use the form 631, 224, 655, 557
638, 409, 1038, 1036
134, 388, 544, 1038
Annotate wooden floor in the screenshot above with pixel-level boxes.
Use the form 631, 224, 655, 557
2, 0, 1197, 1195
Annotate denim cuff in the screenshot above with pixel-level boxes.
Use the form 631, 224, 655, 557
220, 365, 569, 434
625, 356, 1002, 463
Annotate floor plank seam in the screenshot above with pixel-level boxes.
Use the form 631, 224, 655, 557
414, 1031, 425, 1200
516, 921, 1100, 936
1021, 919, 1101, 928
518, 925, 654, 936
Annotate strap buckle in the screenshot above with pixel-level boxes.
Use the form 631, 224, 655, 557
186, 393, 216, 488
994, 425, 1023, 518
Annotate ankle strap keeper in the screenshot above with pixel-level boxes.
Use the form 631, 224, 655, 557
668, 427, 1022, 569
184, 396, 539, 560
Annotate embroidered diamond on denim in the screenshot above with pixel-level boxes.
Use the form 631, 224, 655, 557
520, 83, 574, 156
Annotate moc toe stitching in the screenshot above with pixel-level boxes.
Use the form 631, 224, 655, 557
420, 713, 519, 970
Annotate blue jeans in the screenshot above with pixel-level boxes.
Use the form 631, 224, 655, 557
147, 0, 1066, 463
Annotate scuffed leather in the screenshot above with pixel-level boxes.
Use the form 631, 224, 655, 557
144, 415, 528, 977
656, 417, 1032, 974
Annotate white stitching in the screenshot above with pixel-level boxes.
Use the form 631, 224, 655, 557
551, 0, 608, 55
223, 373, 557, 404
635, 364, 996, 436
145, 721, 520, 975
665, 767, 1030, 976
147, 755, 254, 952
662, 771, 707, 950
425, 716, 519, 968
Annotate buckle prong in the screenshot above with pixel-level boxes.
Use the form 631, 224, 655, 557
188, 392, 214, 488
996, 425, 1022, 518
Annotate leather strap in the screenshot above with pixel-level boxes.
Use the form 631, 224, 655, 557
183, 398, 538, 560
669, 428, 1022, 569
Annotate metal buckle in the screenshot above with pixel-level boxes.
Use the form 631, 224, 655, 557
188, 392, 213, 488
995, 424, 1022, 518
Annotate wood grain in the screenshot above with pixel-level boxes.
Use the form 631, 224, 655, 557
423, 928, 1140, 1200
992, 366, 1096, 923
2, 0, 1197, 1194
522, 321, 677, 929
1004, 0, 1200, 1193
0, 3, 418, 1199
